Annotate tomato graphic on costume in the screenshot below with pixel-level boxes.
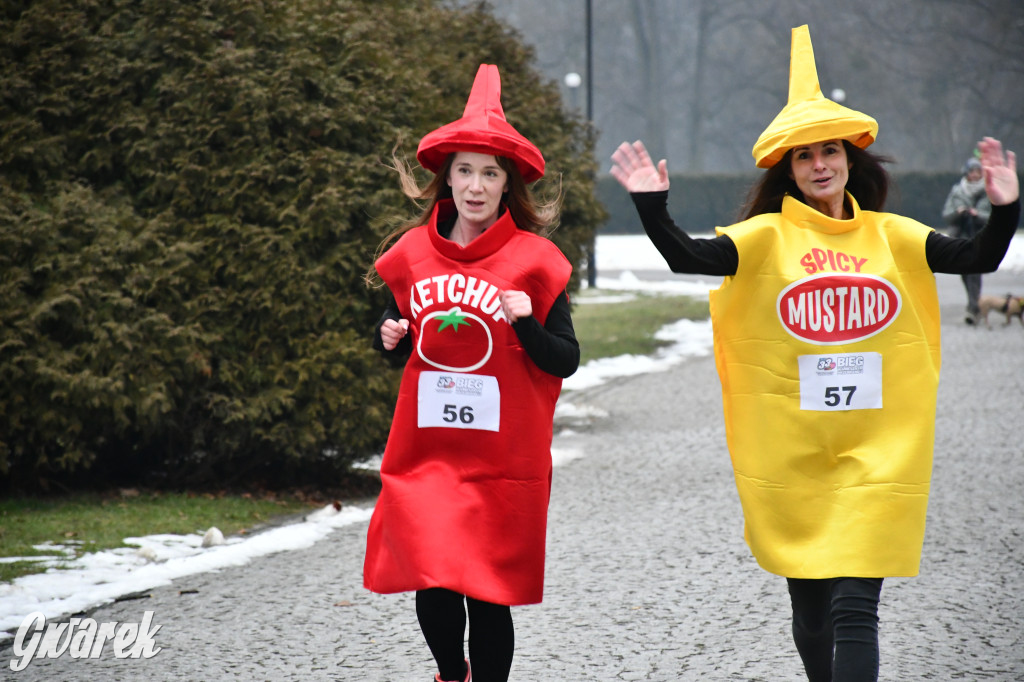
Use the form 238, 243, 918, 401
417, 306, 493, 372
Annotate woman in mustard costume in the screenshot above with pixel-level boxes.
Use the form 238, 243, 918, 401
365, 65, 579, 682
611, 25, 1019, 682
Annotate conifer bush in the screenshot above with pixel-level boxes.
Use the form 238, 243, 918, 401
0, 0, 604, 490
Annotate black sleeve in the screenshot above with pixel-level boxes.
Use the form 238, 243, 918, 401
631, 190, 739, 276
372, 295, 412, 367
511, 291, 580, 378
926, 200, 1020, 274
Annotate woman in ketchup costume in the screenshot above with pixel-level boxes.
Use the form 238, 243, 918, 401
364, 64, 579, 682
611, 25, 1018, 682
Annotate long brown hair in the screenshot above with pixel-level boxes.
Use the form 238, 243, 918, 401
365, 151, 560, 287
737, 140, 892, 221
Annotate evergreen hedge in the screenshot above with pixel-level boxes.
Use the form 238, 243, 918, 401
0, 0, 605, 490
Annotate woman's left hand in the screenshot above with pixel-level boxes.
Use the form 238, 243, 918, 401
978, 137, 1019, 206
500, 290, 532, 323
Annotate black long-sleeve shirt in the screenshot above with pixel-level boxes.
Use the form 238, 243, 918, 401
630, 191, 1020, 277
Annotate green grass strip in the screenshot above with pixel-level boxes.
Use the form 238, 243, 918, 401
573, 291, 709, 364
0, 491, 318, 582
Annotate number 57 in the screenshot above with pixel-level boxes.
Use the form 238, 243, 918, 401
824, 386, 856, 407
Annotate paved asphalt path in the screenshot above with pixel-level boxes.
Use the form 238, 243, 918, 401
6, 270, 1023, 681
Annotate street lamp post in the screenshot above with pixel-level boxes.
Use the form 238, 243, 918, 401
565, 4, 597, 289
564, 72, 581, 110
584, 0, 596, 289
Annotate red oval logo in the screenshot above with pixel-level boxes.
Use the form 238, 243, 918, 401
776, 274, 901, 345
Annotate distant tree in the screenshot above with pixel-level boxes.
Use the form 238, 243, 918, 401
0, 0, 604, 491
468, 0, 1024, 173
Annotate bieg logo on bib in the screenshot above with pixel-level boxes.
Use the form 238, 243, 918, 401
777, 273, 901, 345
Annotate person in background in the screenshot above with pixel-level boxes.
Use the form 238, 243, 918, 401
363, 64, 578, 682
942, 156, 992, 324
611, 25, 1018, 682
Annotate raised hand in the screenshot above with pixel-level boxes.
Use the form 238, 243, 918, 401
610, 140, 670, 193
978, 137, 1019, 206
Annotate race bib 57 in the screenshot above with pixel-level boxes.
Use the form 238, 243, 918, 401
798, 352, 882, 411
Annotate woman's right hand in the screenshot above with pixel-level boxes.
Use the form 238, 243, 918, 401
610, 140, 670, 193
979, 137, 1019, 206
380, 318, 410, 351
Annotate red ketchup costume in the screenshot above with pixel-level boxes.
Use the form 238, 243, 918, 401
363, 65, 571, 606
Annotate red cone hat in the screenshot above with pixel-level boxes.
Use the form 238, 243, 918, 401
417, 64, 545, 183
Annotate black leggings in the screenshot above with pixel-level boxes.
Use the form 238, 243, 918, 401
416, 588, 514, 682
786, 577, 883, 682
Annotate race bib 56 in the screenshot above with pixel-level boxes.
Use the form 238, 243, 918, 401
417, 371, 500, 431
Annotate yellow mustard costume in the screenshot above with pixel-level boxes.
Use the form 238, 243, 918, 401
712, 195, 939, 578
711, 25, 941, 579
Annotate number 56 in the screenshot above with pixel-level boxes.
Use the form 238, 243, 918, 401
442, 404, 475, 424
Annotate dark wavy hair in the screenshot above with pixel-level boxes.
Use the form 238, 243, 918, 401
737, 140, 892, 221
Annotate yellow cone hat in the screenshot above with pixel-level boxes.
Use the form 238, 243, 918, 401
752, 25, 878, 169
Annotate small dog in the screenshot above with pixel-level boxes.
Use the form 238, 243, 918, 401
977, 293, 1024, 329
